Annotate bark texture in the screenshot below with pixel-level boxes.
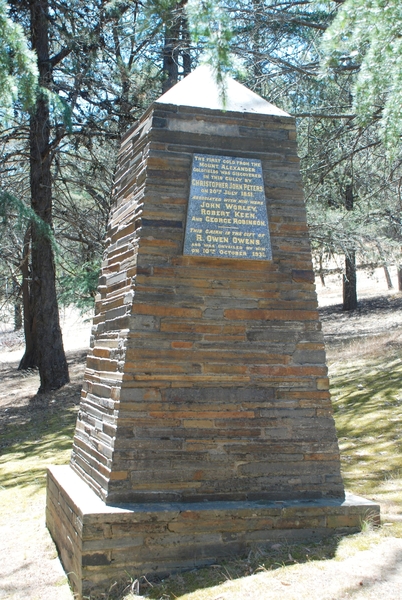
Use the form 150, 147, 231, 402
26, 0, 69, 392
398, 266, 402, 292
18, 226, 38, 370
342, 183, 357, 311
343, 250, 357, 311
162, 1, 190, 93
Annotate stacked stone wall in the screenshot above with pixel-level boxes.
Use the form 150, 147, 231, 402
47, 466, 379, 600
71, 110, 153, 497
70, 103, 344, 504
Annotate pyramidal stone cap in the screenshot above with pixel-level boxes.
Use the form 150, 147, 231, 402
156, 64, 290, 116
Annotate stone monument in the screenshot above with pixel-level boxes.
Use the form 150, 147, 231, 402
46, 66, 379, 599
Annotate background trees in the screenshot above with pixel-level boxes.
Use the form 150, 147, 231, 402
0, 0, 37, 115
318, 0, 402, 299
1, 0, 167, 391
1, 0, 402, 390
322, 0, 402, 148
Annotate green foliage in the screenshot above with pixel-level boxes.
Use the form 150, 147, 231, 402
58, 259, 100, 312
187, 0, 233, 79
0, 190, 54, 243
0, 0, 38, 120
41, 87, 73, 132
322, 0, 402, 149
296, 65, 402, 270
142, 0, 233, 99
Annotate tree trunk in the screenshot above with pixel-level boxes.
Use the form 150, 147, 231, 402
14, 300, 22, 330
343, 250, 357, 311
162, 13, 180, 93
342, 182, 357, 311
318, 253, 325, 287
162, 1, 189, 93
29, 0, 69, 392
383, 264, 393, 289
398, 266, 402, 291
252, 0, 264, 91
181, 6, 191, 77
12, 279, 23, 330
18, 226, 38, 370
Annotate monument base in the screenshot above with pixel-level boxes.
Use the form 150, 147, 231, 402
46, 465, 380, 599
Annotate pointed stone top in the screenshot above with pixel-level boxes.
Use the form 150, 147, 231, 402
156, 65, 290, 117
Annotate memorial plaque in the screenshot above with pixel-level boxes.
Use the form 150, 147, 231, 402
183, 154, 272, 260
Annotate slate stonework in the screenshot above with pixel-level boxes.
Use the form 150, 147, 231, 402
46, 69, 380, 599
69, 101, 343, 504
46, 465, 379, 599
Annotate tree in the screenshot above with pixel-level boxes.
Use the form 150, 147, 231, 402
0, 0, 37, 334
221, 0, 402, 308
18, 0, 69, 389
1, 0, 198, 391
299, 71, 402, 308
322, 0, 402, 148
319, 0, 402, 294
2, 0, 401, 376
0, 0, 37, 118
4, 0, 109, 385
161, 0, 191, 92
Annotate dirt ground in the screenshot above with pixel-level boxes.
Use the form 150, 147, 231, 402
1, 267, 402, 600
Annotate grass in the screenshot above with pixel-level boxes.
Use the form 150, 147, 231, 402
121, 331, 402, 600
0, 360, 82, 598
1, 328, 402, 599
327, 336, 402, 513
0, 381, 80, 501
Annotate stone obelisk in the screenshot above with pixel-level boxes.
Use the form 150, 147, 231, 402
46, 66, 379, 599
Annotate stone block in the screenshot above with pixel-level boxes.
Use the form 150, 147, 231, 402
47, 466, 380, 600
48, 67, 380, 598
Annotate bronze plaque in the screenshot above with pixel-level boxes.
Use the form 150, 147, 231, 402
183, 154, 272, 260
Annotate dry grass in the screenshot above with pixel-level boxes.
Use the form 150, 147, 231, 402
1, 297, 402, 599
0, 354, 83, 600
327, 332, 402, 514
117, 311, 402, 600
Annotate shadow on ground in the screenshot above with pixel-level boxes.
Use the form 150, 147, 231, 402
0, 350, 85, 490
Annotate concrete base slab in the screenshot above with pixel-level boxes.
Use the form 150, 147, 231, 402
46, 465, 380, 600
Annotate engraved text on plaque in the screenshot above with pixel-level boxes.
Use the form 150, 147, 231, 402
183, 154, 272, 260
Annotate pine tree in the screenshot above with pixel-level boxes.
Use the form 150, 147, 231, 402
0, 0, 37, 118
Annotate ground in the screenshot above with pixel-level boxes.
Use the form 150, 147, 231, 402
1, 267, 402, 600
